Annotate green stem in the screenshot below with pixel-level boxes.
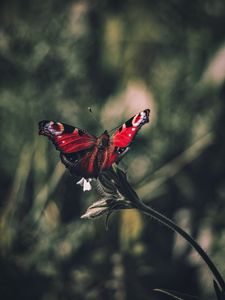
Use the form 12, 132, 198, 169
136, 200, 225, 292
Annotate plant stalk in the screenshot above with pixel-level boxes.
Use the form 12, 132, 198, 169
136, 200, 225, 292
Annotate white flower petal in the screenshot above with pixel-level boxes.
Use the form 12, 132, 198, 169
83, 179, 92, 191
76, 177, 92, 192
76, 178, 85, 186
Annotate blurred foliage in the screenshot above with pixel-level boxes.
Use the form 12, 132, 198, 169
1, 0, 225, 299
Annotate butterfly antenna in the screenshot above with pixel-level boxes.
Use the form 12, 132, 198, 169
88, 107, 125, 134
88, 106, 100, 124
108, 124, 121, 134
88, 107, 105, 132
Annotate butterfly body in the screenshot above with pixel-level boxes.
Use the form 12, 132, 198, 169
39, 109, 150, 179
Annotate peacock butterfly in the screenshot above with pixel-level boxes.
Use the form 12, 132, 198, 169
39, 109, 150, 183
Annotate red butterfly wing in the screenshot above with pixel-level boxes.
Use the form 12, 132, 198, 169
98, 109, 150, 172
60, 148, 99, 178
39, 109, 150, 179
60, 133, 120, 179
112, 109, 150, 148
39, 120, 96, 153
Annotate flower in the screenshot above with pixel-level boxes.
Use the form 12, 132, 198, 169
76, 178, 93, 191
81, 165, 140, 220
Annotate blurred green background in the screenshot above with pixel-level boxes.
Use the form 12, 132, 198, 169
1, 0, 225, 299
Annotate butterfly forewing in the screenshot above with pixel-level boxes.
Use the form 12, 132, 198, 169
112, 109, 150, 148
39, 120, 96, 153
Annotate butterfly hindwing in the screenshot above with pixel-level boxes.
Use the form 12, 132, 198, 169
61, 140, 115, 178
60, 150, 99, 178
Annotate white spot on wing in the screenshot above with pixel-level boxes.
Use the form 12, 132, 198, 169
132, 111, 147, 127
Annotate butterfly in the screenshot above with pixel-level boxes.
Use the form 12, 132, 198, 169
39, 109, 150, 183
